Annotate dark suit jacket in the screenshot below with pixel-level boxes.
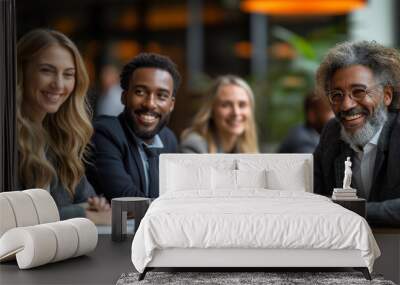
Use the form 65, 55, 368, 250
314, 112, 400, 226
278, 124, 320, 153
86, 113, 178, 200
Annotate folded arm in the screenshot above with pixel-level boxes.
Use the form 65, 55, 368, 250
367, 198, 400, 227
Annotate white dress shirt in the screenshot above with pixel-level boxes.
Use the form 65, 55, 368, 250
351, 127, 383, 199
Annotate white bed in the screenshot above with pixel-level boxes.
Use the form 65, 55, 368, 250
131, 154, 380, 280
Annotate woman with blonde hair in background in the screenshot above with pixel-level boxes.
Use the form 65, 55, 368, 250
17, 29, 110, 223
180, 75, 259, 153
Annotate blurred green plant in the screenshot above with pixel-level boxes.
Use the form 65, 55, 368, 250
254, 24, 346, 149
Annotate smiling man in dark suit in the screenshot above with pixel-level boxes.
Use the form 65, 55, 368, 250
87, 53, 180, 199
314, 41, 400, 227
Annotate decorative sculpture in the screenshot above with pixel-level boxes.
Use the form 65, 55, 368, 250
0, 189, 98, 269
343, 157, 352, 189
332, 157, 358, 199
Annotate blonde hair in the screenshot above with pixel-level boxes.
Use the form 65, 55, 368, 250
182, 75, 259, 153
17, 29, 93, 197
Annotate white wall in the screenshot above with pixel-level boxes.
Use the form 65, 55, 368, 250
349, 0, 395, 47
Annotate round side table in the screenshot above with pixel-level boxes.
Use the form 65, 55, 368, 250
111, 197, 151, 242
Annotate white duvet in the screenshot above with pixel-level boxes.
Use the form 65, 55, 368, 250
131, 190, 380, 273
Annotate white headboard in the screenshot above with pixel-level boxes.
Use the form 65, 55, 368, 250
159, 154, 313, 195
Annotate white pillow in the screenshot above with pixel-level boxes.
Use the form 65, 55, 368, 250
237, 169, 267, 189
266, 167, 306, 191
238, 159, 308, 192
212, 169, 237, 190
167, 162, 212, 191
166, 157, 236, 170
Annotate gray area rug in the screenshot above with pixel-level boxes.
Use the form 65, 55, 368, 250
117, 272, 396, 285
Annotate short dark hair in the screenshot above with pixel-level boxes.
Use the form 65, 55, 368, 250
304, 92, 329, 113
120, 53, 181, 97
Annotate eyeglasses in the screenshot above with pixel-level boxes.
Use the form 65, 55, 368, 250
327, 84, 383, 105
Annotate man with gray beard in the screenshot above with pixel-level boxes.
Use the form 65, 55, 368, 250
314, 41, 400, 227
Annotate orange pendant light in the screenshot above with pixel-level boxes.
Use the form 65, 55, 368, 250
241, 0, 366, 15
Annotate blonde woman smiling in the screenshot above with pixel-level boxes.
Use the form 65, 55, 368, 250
181, 75, 259, 153
17, 29, 110, 223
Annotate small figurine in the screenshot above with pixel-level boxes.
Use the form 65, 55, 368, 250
342, 157, 352, 189
332, 157, 357, 199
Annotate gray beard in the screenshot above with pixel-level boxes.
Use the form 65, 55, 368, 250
339, 102, 388, 149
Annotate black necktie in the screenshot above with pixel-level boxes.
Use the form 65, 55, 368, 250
143, 146, 159, 198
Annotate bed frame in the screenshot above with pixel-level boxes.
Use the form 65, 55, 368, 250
138, 154, 371, 280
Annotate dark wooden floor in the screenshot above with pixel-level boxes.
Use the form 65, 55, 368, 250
0, 235, 134, 285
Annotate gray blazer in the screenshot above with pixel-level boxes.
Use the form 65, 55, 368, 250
180, 132, 209, 153
50, 175, 96, 220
